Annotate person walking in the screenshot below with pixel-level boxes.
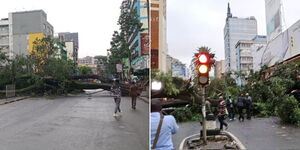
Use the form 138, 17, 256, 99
237, 94, 245, 122
129, 81, 138, 109
111, 79, 122, 117
226, 95, 235, 121
245, 93, 253, 120
151, 99, 179, 150
217, 96, 228, 130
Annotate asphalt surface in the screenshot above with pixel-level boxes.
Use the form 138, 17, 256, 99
173, 118, 300, 150
0, 90, 149, 150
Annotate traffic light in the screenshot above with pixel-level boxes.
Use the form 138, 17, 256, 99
195, 52, 213, 85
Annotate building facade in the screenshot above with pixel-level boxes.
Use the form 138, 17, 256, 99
166, 55, 187, 79
151, 0, 167, 72
78, 56, 98, 74
128, 0, 149, 75
10, 10, 53, 58
0, 18, 9, 55
224, 3, 257, 72
214, 60, 226, 78
58, 32, 79, 65
235, 36, 267, 86
0, 10, 54, 59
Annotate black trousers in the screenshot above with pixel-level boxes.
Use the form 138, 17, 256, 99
228, 107, 235, 119
246, 106, 252, 119
131, 96, 137, 109
218, 115, 228, 130
238, 107, 244, 121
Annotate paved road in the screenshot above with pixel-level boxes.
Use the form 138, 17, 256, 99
0, 90, 149, 150
173, 118, 300, 150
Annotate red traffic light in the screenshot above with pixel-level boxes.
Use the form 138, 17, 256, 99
199, 54, 208, 63
196, 52, 210, 74
195, 52, 213, 85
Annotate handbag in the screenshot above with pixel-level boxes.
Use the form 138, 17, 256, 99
151, 112, 164, 150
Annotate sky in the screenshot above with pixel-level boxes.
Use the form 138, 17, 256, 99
167, 0, 300, 66
0, 0, 123, 58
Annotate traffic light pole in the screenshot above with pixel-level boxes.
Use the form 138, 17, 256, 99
201, 86, 207, 145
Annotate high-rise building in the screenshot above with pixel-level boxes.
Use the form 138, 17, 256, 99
224, 3, 257, 72
128, 0, 149, 75
0, 10, 54, 59
151, 0, 167, 72
58, 32, 79, 64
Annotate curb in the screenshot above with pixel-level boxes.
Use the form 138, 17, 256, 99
0, 96, 30, 105
178, 131, 246, 150
138, 96, 149, 104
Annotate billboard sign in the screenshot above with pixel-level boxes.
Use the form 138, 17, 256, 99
141, 33, 149, 55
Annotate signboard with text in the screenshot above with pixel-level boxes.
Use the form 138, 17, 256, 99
116, 64, 123, 73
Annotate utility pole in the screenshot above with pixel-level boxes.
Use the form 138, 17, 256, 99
201, 86, 207, 145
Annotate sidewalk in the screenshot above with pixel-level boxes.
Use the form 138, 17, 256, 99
0, 96, 30, 105
138, 90, 149, 104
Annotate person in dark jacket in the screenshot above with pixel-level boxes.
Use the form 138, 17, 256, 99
217, 96, 228, 130
245, 93, 253, 120
226, 95, 235, 121
236, 94, 245, 122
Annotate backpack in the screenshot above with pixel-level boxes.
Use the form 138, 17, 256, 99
237, 98, 244, 107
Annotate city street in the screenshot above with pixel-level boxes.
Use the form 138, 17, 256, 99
173, 118, 300, 150
0, 90, 149, 150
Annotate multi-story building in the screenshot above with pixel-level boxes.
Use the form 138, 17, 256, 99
151, 0, 167, 72
78, 56, 98, 74
166, 55, 187, 79
224, 3, 257, 72
235, 35, 267, 86
128, 0, 149, 76
250, 35, 267, 72
235, 40, 254, 75
0, 10, 54, 59
53, 39, 67, 61
58, 32, 79, 64
214, 60, 226, 78
0, 18, 9, 55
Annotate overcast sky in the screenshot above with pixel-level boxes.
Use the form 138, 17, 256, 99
0, 0, 122, 58
167, 0, 300, 66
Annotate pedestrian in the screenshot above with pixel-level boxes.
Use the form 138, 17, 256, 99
151, 99, 179, 150
217, 96, 229, 130
129, 80, 138, 109
111, 79, 122, 117
245, 93, 253, 120
236, 94, 245, 122
226, 95, 235, 121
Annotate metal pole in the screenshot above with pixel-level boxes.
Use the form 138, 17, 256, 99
201, 86, 207, 145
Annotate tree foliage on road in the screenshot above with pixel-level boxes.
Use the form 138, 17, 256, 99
79, 66, 93, 75
0, 37, 76, 96
206, 60, 300, 126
